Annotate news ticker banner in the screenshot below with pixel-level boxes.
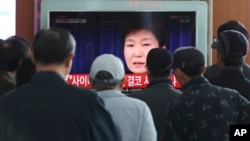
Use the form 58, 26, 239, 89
66, 74, 181, 89
230, 125, 250, 141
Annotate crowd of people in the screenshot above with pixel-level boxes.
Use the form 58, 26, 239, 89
0, 19, 250, 141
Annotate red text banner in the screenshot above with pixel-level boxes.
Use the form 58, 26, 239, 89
66, 74, 181, 89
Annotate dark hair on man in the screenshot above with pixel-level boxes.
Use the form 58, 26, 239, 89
146, 48, 173, 78
91, 71, 119, 90
7, 35, 30, 47
217, 20, 249, 39
121, 12, 168, 48
32, 27, 76, 65
0, 38, 29, 72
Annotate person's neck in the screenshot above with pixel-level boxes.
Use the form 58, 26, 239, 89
36, 64, 67, 79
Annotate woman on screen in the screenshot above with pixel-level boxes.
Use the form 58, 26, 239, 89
121, 13, 168, 74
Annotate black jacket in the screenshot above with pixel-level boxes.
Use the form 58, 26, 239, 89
130, 77, 181, 141
0, 71, 120, 141
161, 76, 250, 141
209, 67, 250, 101
205, 62, 250, 80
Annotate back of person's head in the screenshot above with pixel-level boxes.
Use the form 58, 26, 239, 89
89, 54, 125, 90
217, 20, 249, 39
16, 57, 36, 87
121, 12, 168, 47
173, 47, 205, 77
7, 35, 30, 47
0, 37, 29, 72
146, 48, 173, 78
32, 27, 76, 65
212, 30, 248, 66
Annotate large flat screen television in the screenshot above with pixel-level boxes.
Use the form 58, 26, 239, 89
40, 0, 208, 92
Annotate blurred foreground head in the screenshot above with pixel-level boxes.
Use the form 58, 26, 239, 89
0, 37, 29, 72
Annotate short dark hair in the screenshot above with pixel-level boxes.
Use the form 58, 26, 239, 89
121, 12, 168, 48
7, 35, 30, 47
217, 20, 249, 39
32, 27, 76, 65
0, 38, 29, 71
146, 48, 173, 78
91, 71, 119, 90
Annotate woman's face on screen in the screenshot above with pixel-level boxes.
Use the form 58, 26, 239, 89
124, 29, 160, 74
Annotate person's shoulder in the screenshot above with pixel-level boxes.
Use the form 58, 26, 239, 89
124, 95, 150, 108
204, 63, 221, 80
242, 62, 250, 79
209, 84, 243, 98
124, 94, 145, 103
66, 85, 98, 97
0, 86, 21, 103
170, 88, 183, 95
129, 89, 145, 98
206, 63, 220, 70
242, 62, 250, 69
130, 86, 181, 95
129, 87, 181, 100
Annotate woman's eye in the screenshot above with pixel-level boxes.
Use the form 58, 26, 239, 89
126, 44, 134, 47
143, 43, 151, 47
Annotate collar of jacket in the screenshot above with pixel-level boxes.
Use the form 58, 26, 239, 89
147, 77, 173, 88
181, 76, 210, 92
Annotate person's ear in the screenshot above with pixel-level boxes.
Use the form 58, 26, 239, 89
202, 66, 207, 74
146, 69, 153, 81
30, 48, 36, 66
217, 53, 224, 66
118, 77, 125, 90
179, 70, 186, 80
88, 77, 94, 86
176, 69, 187, 86
65, 53, 74, 68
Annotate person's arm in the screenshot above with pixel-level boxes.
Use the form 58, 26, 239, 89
139, 103, 157, 141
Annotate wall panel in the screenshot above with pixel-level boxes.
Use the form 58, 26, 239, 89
16, 0, 35, 43
213, 0, 250, 64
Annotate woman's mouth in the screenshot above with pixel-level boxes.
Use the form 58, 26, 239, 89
133, 62, 145, 67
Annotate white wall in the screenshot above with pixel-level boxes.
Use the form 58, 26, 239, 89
0, 0, 15, 39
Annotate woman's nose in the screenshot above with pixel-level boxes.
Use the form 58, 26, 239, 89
133, 46, 143, 57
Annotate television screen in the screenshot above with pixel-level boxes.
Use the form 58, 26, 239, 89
41, 0, 208, 93
49, 11, 195, 73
